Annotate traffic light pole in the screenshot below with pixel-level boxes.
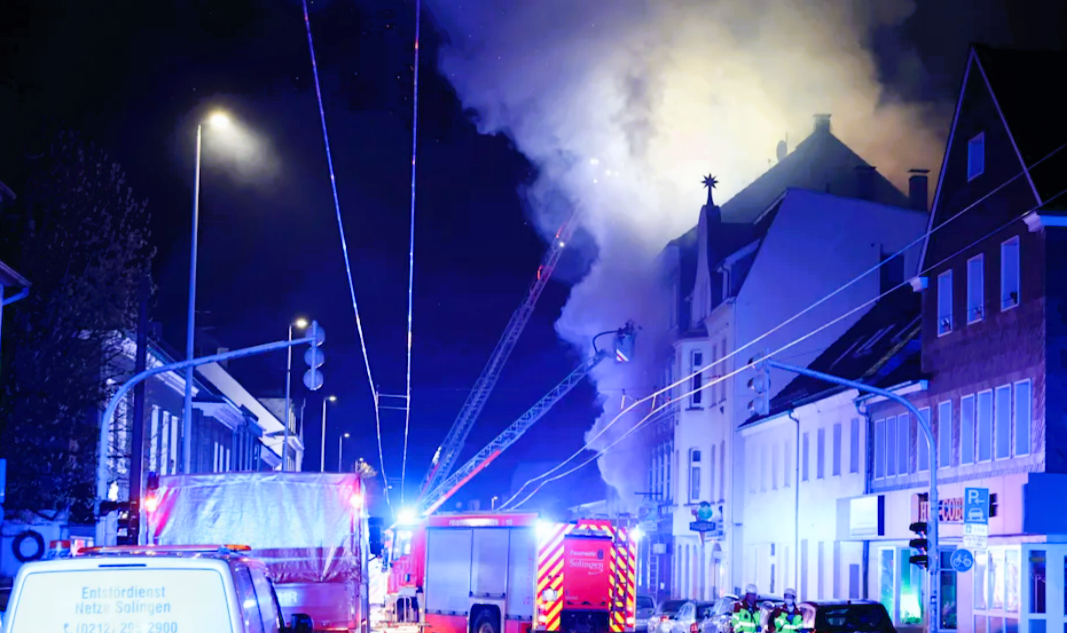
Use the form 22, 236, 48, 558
95, 332, 321, 539
763, 359, 940, 633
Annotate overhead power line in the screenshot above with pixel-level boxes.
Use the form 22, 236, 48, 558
300, 0, 391, 508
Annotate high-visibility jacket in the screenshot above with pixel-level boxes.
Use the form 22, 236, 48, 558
730, 603, 761, 633
772, 608, 802, 632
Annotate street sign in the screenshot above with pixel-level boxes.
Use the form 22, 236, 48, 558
689, 520, 722, 543
951, 548, 975, 573
964, 487, 989, 524
963, 523, 988, 552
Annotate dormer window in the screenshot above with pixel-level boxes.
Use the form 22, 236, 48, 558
968, 133, 985, 181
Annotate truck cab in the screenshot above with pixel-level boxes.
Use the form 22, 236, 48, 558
1, 544, 314, 633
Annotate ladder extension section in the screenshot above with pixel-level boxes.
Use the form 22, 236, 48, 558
419, 350, 608, 515
419, 219, 579, 498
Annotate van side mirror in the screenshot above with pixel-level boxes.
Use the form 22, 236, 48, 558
286, 613, 314, 633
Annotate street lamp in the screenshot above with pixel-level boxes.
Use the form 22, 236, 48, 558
339, 432, 351, 472
321, 395, 338, 472
182, 109, 232, 475
283, 317, 310, 472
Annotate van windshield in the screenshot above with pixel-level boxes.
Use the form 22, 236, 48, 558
7, 567, 234, 633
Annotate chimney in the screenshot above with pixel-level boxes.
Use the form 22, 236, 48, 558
909, 169, 930, 212
855, 165, 877, 201
813, 114, 831, 135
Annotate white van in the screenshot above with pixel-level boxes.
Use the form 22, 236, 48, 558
1, 544, 314, 633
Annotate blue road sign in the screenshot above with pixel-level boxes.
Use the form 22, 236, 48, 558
964, 487, 989, 524
951, 548, 975, 573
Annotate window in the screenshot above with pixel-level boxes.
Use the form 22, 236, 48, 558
691, 350, 704, 407
832, 423, 842, 476
719, 440, 725, 500
939, 401, 953, 469
818, 541, 825, 599
710, 445, 717, 502
802, 432, 810, 482
995, 385, 1011, 460
720, 340, 728, 402
887, 416, 898, 477
941, 550, 959, 630
772, 442, 780, 490
666, 442, 674, 501
1002, 237, 1020, 310
961, 394, 976, 465
1029, 550, 1046, 614
1016, 380, 1032, 456
760, 444, 768, 492
817, 428, 826, 479
917, 409, 931, 472
689, 449, 701, 501
897, 414, 909, 475
977, 391, 993, 462
968, 255, 985, 323
784, 439, 792, 488
968, 132, 985, 181
938, 270, 953, 336
801, 540, 809, 600
874, 420, 885, 479
850, 418, 860, 474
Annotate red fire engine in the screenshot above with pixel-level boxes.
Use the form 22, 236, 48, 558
384, 513, 636, 633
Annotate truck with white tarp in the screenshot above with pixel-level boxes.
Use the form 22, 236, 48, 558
148, 472, 368, 633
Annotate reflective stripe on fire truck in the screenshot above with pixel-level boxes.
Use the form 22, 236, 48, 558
537, 523, 571, 631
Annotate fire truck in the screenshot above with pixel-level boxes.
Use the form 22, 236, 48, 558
385, 512, 637, 633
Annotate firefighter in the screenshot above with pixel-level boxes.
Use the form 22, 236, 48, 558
729, 584, 762, 633
770, 588, 803, 632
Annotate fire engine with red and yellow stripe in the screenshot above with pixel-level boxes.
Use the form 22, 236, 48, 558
381, 512, 637, 633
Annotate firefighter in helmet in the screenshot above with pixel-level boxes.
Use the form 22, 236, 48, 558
770, 588, 803, 632
729, 584, 761, 633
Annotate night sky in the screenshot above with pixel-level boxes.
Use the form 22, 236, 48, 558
1, 0, 1063, 517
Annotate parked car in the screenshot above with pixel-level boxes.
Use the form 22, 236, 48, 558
635, 595, 658, 632
1, 544, 314, 633
652, 599, 692, 633
795, 600, 896, 632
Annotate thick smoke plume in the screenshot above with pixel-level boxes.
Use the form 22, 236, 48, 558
427, 0, 948, 504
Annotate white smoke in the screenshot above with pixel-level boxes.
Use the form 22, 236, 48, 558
427, 0, 948, 503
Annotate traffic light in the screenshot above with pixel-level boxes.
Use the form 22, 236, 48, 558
746, 352, 771, 416
368, 517, 384, 558
908, 521, 930, 569
303, 320, 326, 391
116, 501, 140, 545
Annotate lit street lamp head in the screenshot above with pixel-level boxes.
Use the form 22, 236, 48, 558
329, 395, 338, 402
208, 111, 231, 128
344, 432, 351, 438
295, 317, 309, 329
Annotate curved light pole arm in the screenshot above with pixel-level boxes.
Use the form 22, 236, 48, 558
766, 359, 940, 633
96, 334, 316, 511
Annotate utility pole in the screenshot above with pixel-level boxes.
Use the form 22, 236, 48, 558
125, 275, 150, 545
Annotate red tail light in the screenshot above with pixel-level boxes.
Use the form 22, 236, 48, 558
689, 624, 698, 633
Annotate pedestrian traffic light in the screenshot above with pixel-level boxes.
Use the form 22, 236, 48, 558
303, 320, 325, 391
746, 352, 771, 416
908, 521, 930, 569
117, 501, 140, 545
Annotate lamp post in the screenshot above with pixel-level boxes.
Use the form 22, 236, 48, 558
283, 318, 309, 471
339, 432, 351, 472
182, 110, 231, 474
321, 395, 337, 472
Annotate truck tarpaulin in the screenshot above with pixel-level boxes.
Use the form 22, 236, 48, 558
151, 472, 362, 584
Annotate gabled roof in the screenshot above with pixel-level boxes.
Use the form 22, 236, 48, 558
678, 119, 911, 293
972, 45, 1067, 202
741, 286, 923, 426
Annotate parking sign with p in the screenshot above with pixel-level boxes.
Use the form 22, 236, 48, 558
965, 487, 989, 525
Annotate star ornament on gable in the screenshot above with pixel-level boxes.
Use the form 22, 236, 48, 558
702, 174, 719, 206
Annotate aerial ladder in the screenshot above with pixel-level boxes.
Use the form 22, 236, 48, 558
419, 322, 636, 516
419, 218, 580, 500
